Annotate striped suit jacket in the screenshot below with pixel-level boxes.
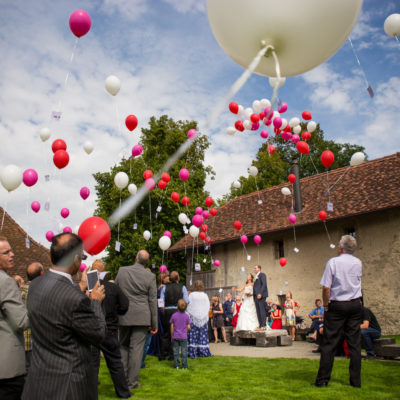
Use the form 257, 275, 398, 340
22, 271, 106, 400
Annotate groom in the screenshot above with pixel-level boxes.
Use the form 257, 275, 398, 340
253, 265, 268, 330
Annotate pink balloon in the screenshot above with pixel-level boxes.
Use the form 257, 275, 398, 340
145, 178, 155, 191
251, 122, 260, 131
46, 231, 54, 242
278, 102, 288, 113
160, 265, 167, 273
202, 210, 210, 219
264, 107, 271, 118
291, 134, 300, 144
264, 118, 272, 126
23, 169, 38, 187
213, 259, 220, 267
31, 201, 40, 213
273, 117, 282, 129
187, 129, 197, 140
281, 131, 292, 141
195, 207, 203, 215
80, 187, 90, 200
254, 235, 261, 245
60, 208, 70, 219
63, 226, 72, 233
80, 263, 87, 272
179, 168, 189, 181
260, 130, 269, 139
192, 214, 203, 228
240, 235, 248, 244
163, 230, 172, 238
69, 10, 92, 38
288, 214, 297, 224
132, 144, 143, 157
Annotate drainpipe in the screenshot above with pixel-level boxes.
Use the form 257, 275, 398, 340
291, 159, 302, 213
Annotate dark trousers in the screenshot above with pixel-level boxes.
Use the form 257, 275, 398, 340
160, 308, 176, 360
224, 314, 233, 326
0, 374, 25, 400
254, 296, 267, 327
173, 339, 188, 368
92, 332, 131, 398
316, 299, 362, 387
141, 332, 152, 368
361, 327, 381, 355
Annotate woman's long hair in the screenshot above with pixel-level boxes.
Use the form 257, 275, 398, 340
246, 273, 254, 284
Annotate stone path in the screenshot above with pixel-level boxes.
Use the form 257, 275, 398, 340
209, 340, 321, 359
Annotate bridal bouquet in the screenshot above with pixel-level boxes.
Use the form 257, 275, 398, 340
244, 286, 253, 296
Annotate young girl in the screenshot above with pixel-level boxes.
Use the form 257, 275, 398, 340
211, 296, 227, 343
170, 299, 191, 369
231, 295, 242, 336
284, 292, 300, 340
271, 303, 282, 330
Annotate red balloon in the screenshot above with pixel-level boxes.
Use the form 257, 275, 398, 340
143, 170, 153, 179
235, 120, 245, 132
250, 113, 260, 123
284, 124, 292, 133
229, 102, 239, 114
302, 131, 311, 141
158, 180, 167, 190
205, 197, 213, 207
205, 237, 211, 244
267, 145, 276, 154
52, 139, 67, 153
161, 172, 170, 183
280, 257, 287, 267
171, 192, 180, 203
125, 115, 138, 131
199, 231, 206, 240
302, 111, 312, 120
274, 127, 281, 135
319, 210, 327, 221
210, 208, 217, 216
259, 112, 265, 120
288, 174, 296, 184
201, 224, 208, 232
296, 141, 309, 154
321, 150, 335, 168
234, 220, 242, 231
53, 150, 69, 169
78, 216, 111, 256
181, 196, 190, 206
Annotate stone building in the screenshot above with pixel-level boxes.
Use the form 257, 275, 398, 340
170, 153, 400, 334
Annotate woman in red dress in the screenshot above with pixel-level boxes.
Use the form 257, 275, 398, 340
231, 295, 242, 336
271, 303, 282, 330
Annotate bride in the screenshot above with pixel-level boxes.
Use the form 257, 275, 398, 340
233, 274, 260, 332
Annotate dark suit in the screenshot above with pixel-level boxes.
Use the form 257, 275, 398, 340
22, 271, 106, 400
253, 272, 268, 327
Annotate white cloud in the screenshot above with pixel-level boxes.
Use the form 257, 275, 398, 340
161, 0, 206, 14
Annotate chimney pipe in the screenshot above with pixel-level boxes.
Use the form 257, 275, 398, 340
291, 159, 302, 213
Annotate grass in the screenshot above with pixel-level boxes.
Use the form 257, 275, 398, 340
99, 354, 400, 400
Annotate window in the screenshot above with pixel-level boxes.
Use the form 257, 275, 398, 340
345, 227, 356, 238
274, 240, 285, 259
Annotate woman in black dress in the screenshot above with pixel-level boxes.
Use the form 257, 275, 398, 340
211, 296, 227, 343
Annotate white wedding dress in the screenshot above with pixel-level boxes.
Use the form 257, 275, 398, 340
236, 285, 260, 331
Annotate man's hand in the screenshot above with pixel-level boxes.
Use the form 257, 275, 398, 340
225, 317, 229, 321
150, 328, 158, 335
90, 281, 105, 302
257, 294, 262, 299
79, 267, 88, 292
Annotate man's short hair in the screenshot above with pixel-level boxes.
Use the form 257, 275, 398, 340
255, 264, 261, 270
27, 262, 44, 281
50, 233, 83, 268
170, 271, 179, 282
339, 235, 357, 254
136, 250, 149, 266
177, 299, 187, 312
315, 298, 322, 305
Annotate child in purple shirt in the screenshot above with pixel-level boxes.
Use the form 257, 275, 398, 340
170, 299, 191, 369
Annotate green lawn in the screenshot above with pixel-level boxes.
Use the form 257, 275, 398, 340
99, 355, 400, 400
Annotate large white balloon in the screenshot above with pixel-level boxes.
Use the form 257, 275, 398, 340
350, 152, 365, 166
159, 235, 171, 251
226, 126, 236, 136
244, 107, 253, 120
281, 187, 291, 196
83, 141, 94, 154
292, 125, 301, 135
269, 77, 286, 89
233, 180, 241, 189
252, 100, 262, 113
384, 14, 400, 37
0, 165, 23, 192
260, 98, 271, 109
105, 75, 121, 96
114, 172, 129, 190
289, 117, 300, 127
206, 0, 362, 77
143, 230, 151, 241
39, 127, 51, 142
128, 183, 137, 195
189, 225, 200, 238
178, 213, 188, 225
307, 121, 317, 133
249, 166, 258, 177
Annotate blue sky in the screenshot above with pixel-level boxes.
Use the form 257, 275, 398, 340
0, 0, 399, 251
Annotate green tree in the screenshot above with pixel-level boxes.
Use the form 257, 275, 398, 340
221, 123, 366, 202
93, 115, 214, 279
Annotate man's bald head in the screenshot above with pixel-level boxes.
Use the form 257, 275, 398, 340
91, 260, 105, 273
27, 262, 44, 281
136, 250, 149, 266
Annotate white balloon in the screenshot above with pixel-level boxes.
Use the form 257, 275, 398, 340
128, 183, 137, 195
58, 223, 64, 233
244, 107, 253, 120
186, 216, 191, 225
39, 127, 51, 142
178, 213, 188, 225
281, 187, 291, 196
243, 120, 252, 130
143, 230, 151, 241
226, 126, 236, 136
114, 172, 129, 190
281, 118, 288, 129
233, 180, 241, 189
206, 0, 362, 77
159, 235, 171, 251
350, 152, 365, 166
260, 98, 271, 109
307, 121, 317, 133
252, 100, 262, 113
384, 13, 400, 37
189, 225, 199, 238
74, 225, 80, 234
83, 141, 94, 155
249, 166, 258, 177
105, 75, 121, 96
0, 165, 22, 192
289, 117, 300, 127
272, 111, 280, 120
293, 125, 301, 135
269, 76, 286, 89
237, 105, 244, 116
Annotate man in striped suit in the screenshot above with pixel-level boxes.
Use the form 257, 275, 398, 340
22, 233, 107, 400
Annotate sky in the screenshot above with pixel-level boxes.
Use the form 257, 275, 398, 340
0, 0, 399, 255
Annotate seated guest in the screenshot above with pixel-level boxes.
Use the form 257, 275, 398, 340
308, 299, 324, 340
223, 292, 235, 326
270, 303, 282, 330
231, 296, 242, 336
360, 306, 381, 359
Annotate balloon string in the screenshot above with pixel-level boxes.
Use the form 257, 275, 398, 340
293, 225, 297, 244
326, 166, 350, 193
1, 196, 8, 231
323, 221, 332, 243
117, 191, 121, 242
257, 245, 260, 265
162, 251, 164, 265
149, 194, 152, 238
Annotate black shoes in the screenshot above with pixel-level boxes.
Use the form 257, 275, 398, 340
311, 381, 328, 387
312, 348, 321, 353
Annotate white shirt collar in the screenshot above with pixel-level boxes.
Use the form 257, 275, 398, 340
50, 268, 73, 283
255, 272, 260, 278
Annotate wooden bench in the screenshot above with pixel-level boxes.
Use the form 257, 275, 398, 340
230, 329, 292, 347
373, 338, 400, 359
